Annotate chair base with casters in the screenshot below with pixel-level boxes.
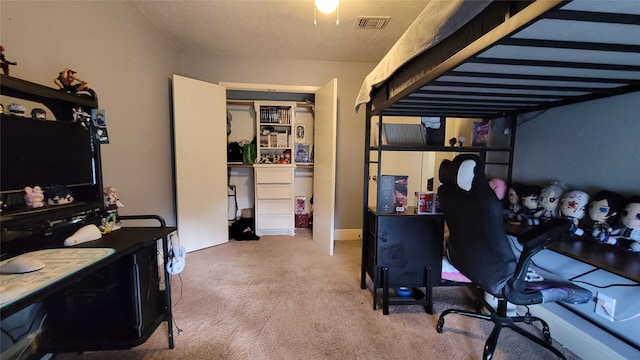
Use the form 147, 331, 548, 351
437, 293, 566, 360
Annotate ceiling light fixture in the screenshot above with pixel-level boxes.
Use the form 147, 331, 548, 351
314, 0, 339, 25
316, 0, 338, 14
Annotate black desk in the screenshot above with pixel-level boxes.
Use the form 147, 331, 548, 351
1, 218, 176, 353
505, 222, 640, 283
361, 207, 444, 315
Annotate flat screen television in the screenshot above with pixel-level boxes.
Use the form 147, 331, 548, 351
0, 116, 103, 233
1, 117, 95, 192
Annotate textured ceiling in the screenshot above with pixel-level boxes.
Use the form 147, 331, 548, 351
125, 0, 429, 63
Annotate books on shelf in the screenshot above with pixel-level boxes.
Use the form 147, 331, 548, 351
276, 133, 288, 148
259, 106, 291, 124
263, 131, 289, 148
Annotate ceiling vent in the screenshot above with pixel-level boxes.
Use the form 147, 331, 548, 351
354, 16, 390, 29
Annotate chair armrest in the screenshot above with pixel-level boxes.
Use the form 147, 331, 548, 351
518, 219, 570, 251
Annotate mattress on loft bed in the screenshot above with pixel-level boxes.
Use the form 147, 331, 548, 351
355, 0, 493, 112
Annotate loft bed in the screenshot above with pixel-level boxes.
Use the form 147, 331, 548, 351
356, 0, 640, 118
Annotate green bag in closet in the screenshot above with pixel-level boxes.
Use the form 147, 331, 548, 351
243, 144, 256, 165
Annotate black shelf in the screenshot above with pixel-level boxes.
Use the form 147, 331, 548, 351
361, 113, 517, 315
370, 145, 512, 152
1, 74, 97, 120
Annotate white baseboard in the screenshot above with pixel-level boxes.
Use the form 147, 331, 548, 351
334, 228, 361, 241
521, 303, 639, 360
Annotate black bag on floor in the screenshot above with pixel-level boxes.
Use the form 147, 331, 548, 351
229, 218, 260, 241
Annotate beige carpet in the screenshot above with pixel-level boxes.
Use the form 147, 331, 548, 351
56, 230, 579, 360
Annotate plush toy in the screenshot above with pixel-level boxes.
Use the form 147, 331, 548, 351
601, 196, 640, 252
519, 185, 541, 225
587, 190, 626, 241
533, 181, 568, 224
45, 185, 74, 205
488, 178, 506, 200
24, 186, 45, 208
559, 190, 589, 236
504, 182, 524, 223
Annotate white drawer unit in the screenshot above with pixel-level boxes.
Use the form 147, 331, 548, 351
253, 165, 295, 236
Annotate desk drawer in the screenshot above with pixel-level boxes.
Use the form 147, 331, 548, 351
256, 184, 292, 199
255, 168, 293, 184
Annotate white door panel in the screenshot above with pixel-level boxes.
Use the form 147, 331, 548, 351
312, 79, 337, 256
172, 75, 229, 252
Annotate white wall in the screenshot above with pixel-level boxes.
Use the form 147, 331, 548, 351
1, 0, 182, 224
513, 91, 640, 196
181, 54, 373, 232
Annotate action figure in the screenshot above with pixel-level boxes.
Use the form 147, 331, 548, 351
0, 45, 17, 75
102, 186, 124, 232
588, 190, 626, 241
54, 67, 95, 97
559, 190, 589, 236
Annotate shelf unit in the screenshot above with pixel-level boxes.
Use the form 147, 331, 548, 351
361, 111, 516, 314
0, 75, 174, 353
225, 95, 316, 236
255, 101, 294, 164
0, 74, 104, 248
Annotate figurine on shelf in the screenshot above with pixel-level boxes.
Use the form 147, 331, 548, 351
0, 45, 17, 75
504, 182, 524, 223
278, 149, 292, 164
588, 190, 626, 241
533, 181, 568, 224
54, 67, 95, 97
559, 190, 590, 236
102, 186, 124, 232
519, 185, 541, 225
601, 196, 640, 252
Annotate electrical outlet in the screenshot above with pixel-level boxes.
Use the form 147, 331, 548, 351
595, 292, 616, 320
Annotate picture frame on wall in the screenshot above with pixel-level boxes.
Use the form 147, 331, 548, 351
295, 124, 306, 142
294, 143, 310, 163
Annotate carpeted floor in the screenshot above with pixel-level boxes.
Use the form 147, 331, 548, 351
54, 230, 580, 360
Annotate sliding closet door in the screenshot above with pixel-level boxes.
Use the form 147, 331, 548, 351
172, 74, 229, 252
313, 78, 337, 255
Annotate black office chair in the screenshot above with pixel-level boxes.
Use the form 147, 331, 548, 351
436, 154, 592, 360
